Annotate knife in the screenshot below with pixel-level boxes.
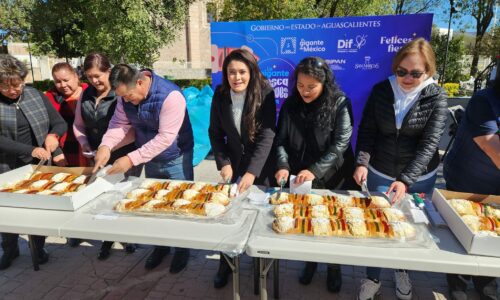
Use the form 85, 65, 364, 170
86, 166, 107, 185
29, 159, 47, 179
277, 178, 285, 199
360, 178, 373, 199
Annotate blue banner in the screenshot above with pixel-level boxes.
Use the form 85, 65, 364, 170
210, 14, 433, 144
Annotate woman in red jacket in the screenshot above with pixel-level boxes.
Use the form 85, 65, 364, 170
45, 62, 88, 167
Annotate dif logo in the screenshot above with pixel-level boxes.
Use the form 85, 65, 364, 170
337, 35, 367, 53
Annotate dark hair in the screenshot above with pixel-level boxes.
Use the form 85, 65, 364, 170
0, 54, 28, 82
109, 64, 145, 90
52, 62, 77, 75
221, 49, 269, 142
292, 57, 344, 130
83, 52, 111, 73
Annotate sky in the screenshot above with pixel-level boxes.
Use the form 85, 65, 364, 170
432, 2, 499, 33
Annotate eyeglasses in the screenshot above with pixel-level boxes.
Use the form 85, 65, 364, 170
395, 68, 425, 79
0, 83, 25, 92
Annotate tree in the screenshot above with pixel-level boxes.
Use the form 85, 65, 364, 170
0, 0, 33, 53
219, 0, 317, 21
478, 25, 500, 59
30, 0, 87, 60
454, 0, 497, 77
313, 0, 392, 17
29, 0, 194, 67
393, 0, 437, 14
218, 0, 393, 21
431, 27, 467, 82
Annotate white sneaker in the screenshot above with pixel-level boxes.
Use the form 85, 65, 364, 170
358, 278, 381, 300
394, 270, 412, 300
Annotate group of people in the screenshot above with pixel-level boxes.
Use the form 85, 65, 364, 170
0, 36, 498, 300
0, 52, 194, 275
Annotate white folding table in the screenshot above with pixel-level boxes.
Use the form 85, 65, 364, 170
246, 207, 500, 300
0, 206, 75, 270
0, 191, 258, 300
58, 192, 258, 300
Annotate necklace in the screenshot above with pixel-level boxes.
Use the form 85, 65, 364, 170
14, 97, 22, 110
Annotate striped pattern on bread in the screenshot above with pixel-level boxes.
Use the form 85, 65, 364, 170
0, 172, 88, 195
269, 192, 390, 208
272, 217, 416, 239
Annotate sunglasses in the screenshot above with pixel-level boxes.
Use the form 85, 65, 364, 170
395, 68, 426, 79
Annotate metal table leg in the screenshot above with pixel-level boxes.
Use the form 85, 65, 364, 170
273, 260, 280, 299
254, 257, 260, 295
222, 253, 240, 300
28, 235, 39, 271
259, 258, 275, 300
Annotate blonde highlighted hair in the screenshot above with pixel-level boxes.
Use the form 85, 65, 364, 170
391, 38, 436, 77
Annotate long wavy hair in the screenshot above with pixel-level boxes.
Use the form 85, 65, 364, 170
291, 57, 344, 130
220, 49, 268, 142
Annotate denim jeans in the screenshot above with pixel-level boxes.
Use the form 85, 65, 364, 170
366, 168, 437, 281
144, 150, 194, 181
366, 168, 437, 196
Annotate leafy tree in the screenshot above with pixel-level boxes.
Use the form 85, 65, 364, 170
313, 0, 392, 17
29, 0, 194, 67
392, 0, 437, 14
431, 26, 467, 83
0, 0, 33, 53
88, 0, 193, 66
218, 0, 394, 21
219, 0, 317, 21
453, 0, 497, 77
30, 0, 87, 59
478, 25, 500, 59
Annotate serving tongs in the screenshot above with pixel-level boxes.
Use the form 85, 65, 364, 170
29, 159, 47, 180
360, 178, 373, 199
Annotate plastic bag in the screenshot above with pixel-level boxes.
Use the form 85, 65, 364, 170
183, 85, 214, 166
81, 177, 248, 225
256, 190, 435, 249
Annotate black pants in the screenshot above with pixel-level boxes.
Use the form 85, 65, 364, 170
1, 233, 46, 255
447, 274, 497, 298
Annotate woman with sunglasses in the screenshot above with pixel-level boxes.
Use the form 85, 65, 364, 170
275, 56, 356, 293
0, 54, 67, 270
354, 38, 447, 300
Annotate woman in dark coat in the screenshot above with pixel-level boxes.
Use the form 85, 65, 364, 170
353, 38, 447, 300
0, 54, 67, 270
274, 56, 356, 293
209, 49, 276, 288
72, 52, 137, 258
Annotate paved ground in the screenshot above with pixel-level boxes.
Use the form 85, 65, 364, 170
1, 158, 499, 300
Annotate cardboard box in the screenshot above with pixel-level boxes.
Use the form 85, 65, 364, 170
432, 188, 500, 257
0, 165, 124, 211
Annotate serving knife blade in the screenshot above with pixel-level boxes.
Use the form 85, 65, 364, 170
361, 179, 373, 199
277, 178, 285, 199
29, 159, 47, 179
87, 166, 107, 185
